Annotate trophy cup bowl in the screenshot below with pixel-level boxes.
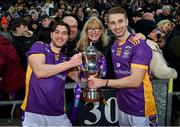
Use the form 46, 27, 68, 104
81, 42, 104, 103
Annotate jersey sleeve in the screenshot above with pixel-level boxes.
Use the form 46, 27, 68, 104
131, 40, 152, 70
26, 41, 46, 57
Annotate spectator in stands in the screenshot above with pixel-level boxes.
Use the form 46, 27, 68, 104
8, 5, 20, 19
156, 19, 172, 48
53, 8, 64, 21
0, 35, 25, 100
156, 9, 163, 17
0, 16, 12, 41
76, 7, 87, 30
135, 19, 177, 79
164, 5, 180, 91
28, 11, 40, 35
156, 5, 172, 22
88, 7, 157, 126
129, 11, 142, 30
163, 6, 180, 125
11, 18, 35, 70
21, 21, 82, 126
157, 19, 172, 34
65, 5, 73, 15
36, 15, 54, 44
61, 15, 80, 57
99, 10, 108, 29
90, 9, 99, 18
142, 12, 155, 21
85, 8, 92, 19
134, 13, 155, 35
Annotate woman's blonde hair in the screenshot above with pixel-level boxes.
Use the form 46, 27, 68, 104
76, 16, 109, 51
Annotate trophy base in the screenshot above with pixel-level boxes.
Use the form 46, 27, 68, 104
81, 87, 104, 103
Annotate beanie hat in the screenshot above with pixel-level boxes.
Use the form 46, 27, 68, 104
1, 16, 8, 25
134, 19, 156, 36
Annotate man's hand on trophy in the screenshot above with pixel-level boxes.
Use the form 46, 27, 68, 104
69, 53, 82, 68
88, 76, 107, 89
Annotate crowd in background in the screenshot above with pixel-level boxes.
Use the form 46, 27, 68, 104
0, 0, 180, 125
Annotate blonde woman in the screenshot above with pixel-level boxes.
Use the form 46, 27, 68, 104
77, 16, 109, 52
76, 16, 114, 78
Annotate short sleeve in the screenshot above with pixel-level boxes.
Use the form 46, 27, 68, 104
26, 41, 46, 58
131, 40, 152, 69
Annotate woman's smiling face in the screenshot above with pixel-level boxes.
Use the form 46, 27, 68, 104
87, 21, 102, 43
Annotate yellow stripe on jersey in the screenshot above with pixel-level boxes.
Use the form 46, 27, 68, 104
129, 37, 140, 46
143, 72, 157, 116
28, 54, 45, 59
21, 65, 32, 110
131, 63, 148, 70
21, 54, 45, 110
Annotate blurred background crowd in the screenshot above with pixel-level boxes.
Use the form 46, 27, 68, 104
0, 0, 180, 125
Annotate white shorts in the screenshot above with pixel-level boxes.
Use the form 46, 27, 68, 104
22, 111, 72, 126
118, 109, 158, 126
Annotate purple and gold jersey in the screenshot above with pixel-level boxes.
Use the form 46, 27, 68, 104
21, 42, 69, 116
111, 34, 156, 117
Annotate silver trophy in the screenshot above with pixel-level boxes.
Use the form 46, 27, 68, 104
81, 42, 106, 103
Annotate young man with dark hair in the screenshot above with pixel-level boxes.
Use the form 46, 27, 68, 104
11, 18, 35, 70
21, 21, 82, 126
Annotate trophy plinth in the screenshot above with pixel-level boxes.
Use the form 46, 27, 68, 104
81, 42, 106, 103
82, 87, 103, 102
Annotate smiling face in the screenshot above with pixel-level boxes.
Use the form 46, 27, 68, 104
51, 25, 69, 49
161, 22, 171, 33
87, 20, 102, 43
108, 13, 128, 38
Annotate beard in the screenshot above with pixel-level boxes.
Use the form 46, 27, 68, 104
51, 40, 65, 49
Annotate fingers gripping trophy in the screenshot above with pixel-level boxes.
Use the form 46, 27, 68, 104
81, 42, 106, 103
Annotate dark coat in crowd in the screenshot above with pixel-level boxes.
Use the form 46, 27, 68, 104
61, 32, 80, 57
163, 24, 180, 91
0, 35, 25, 95
35, 21, 56, 44
11, 30, 35, 70
36, 26, 51, 44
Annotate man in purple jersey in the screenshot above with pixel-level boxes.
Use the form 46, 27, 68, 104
88, 7, 157, 126
21, 21, 82, 126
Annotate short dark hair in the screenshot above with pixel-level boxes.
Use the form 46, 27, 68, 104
107, 6, 127, 21
51, 21, 70, 35
133, 11, 142, 18
40, 14, 51, 21
11, 18, 28, 31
